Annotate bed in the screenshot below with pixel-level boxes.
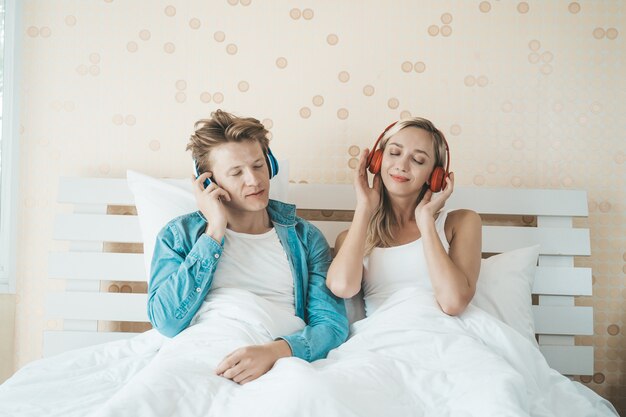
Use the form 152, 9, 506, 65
0, 172, 618, 416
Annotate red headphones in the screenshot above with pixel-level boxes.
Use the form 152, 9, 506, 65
366, 121, 451, 192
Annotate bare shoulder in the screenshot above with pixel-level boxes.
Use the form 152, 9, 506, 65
444, 209, 482, 240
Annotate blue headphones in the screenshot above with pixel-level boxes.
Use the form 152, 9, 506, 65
194, 147, 279, 189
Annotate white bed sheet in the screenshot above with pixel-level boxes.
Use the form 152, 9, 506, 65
0, 287, 618, 417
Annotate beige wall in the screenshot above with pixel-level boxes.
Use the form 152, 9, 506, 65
11, 0, 625, 412
0, 295, 16, 383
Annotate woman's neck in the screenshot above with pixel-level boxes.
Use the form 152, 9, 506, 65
387, 194, 418, 228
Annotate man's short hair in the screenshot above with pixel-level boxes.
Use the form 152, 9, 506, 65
186, 109, 270, 172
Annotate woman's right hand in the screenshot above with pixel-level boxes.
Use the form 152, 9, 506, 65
354, 148, 382, 214
192, 173, 231, 243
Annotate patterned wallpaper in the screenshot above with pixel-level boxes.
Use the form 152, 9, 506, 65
12, 0, 625, 411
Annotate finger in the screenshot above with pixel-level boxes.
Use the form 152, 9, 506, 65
372, 173, 382, 192
219, 188, 232, 202
419, 189, 433, 205
222, 362, 246, 380
443, 174, 454, 194
238, 374, 257, 385
233, 369, 254, 384
195, 171, 212, 184
358, 148, 370, 175
195, 172, 215, 191
215, 350, 241, 375
209, 187, 231, 202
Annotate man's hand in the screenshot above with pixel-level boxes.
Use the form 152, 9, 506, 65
215, 340, 292, 385
191, 173, 231, 243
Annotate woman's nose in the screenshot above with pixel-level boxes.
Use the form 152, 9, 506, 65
396, 157, 410, 172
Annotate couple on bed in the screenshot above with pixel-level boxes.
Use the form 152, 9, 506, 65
147, 109, 482, 385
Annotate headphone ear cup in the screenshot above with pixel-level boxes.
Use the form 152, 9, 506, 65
266, 149, 279, 179
429, 167, 447, 192
367, 149, 384, 174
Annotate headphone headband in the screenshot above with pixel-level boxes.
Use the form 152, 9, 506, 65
366, 121, 398, 166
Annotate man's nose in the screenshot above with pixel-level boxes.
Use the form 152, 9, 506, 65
243, 168, 262, 186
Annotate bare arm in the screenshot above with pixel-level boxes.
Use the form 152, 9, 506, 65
326, 210, 370, 298
420, 209, 482, 316
326, 148, 381, 298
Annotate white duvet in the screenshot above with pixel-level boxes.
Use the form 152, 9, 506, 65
0, 287, 618, 417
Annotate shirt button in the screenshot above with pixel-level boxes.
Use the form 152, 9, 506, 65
195, 287, 201, 293
214, 253, 220, 259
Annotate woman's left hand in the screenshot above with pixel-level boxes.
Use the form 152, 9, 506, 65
415, 172, 455, 229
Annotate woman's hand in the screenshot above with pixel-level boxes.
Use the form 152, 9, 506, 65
216, 340, 292, 385
191, 173, 231, 243
415, 172, 455, 229
354, 148, 382, 214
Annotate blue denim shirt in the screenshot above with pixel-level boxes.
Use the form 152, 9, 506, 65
147, 199, 349, 362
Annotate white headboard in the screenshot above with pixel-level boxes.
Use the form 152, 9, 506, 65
45, 178, 593, 376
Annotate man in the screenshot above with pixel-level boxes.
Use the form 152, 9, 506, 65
148, 109, 349, 385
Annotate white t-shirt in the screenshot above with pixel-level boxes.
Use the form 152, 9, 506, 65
210, 227, 295, 315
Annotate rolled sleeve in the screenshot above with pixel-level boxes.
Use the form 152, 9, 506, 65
147, 225, 223, 338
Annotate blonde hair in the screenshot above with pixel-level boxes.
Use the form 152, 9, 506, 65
186, 109, 270, 172
365, 117, 449, 254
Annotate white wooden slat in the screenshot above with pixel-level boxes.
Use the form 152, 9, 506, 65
49, 252, 147, 281
538, 295, 575, 306
289, 184, 588, 216
538, 255, 574, 267
532, 306, 593, 335
539, 346, 594, 376
54, 214, 142, 243
59, 177, 135, 205
43, 331, 140, 357
447, 188, 588, 217
538, 335, 575, 346
65, 239, 102, 331
482, 226, 590, 256
65, 280, 101, 292
46, 292, 149, 322
537, 216, 572, 228
63, 319, 97, 332
533, 267, 592, 296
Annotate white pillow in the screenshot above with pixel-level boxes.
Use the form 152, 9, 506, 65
127, 161, 289, 281
472, 244, 541, 347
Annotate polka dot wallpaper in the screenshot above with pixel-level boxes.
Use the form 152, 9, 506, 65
11, 0, 625, 411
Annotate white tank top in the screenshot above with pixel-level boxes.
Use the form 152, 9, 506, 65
210, 227, 295, 315
362, 210, 450, 316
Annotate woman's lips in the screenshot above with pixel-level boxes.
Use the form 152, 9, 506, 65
390, 175, 409, 183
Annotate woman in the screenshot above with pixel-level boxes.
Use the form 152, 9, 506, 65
326, 117, 482, 317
